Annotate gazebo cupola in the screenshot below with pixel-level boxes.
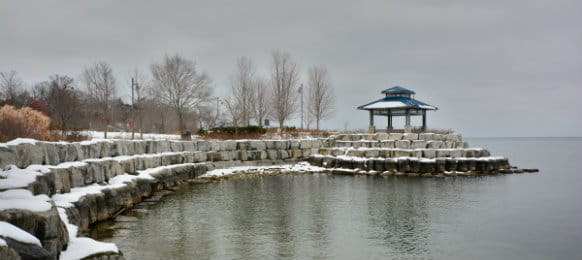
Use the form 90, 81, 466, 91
357, 86, 437, 133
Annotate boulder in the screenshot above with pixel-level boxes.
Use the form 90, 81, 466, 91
0, 147, 16, 169
379, 140, 395, 148
364, 150, 379, 158
388, 133, 403, 140
0, 245, 21, 260
300, 140, 312, 149
411, 141, 427, 149
402, 133, 418, 140
1, 237, 51, 260
418, 133, 434, 141
384, 158, 397, 171
445, 133, 462, 142
0, 205, 69, 259
395, 140, 410, 149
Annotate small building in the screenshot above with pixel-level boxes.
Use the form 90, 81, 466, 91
357, 86, 437, 133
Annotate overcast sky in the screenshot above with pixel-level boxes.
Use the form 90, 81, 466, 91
1, 0, 580, 137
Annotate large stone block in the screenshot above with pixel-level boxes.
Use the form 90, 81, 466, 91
402, 133, 418, 140
248, 140, 266, 150
274, 141, 288, 150
196, 141, 212, 152
300, 139, 312, 149
409, 158, 420, 172
419, 160, 435, 173
291, 149, 303, 158
13, 143, 45, 168
427, 141, 444, 149
411, 140, 427, 149
445, 158, 458, 171
395, 140, 410, 149
0, 147, 16, 168
446, 133, 462, 142
418, 133, 434, 141
422, 149, 436, 158
380, 140, 395, 148
266, 150, 278, 160
393, 150, 412, 157
364, 150, 380, 158
432, 134, 444, 141
397, 158, 410, 172
290, 140, 301, 149
384, 158, 397, 171
435, 150, 450, 158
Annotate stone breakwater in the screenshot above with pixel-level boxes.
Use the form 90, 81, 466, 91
0, 133, 536, 259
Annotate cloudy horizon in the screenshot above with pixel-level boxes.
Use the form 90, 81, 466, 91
1, 0, 581, 137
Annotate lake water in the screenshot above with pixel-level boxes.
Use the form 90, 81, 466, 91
90, 138, 582, 260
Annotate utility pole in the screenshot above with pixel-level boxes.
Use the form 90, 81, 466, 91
215, 97, 220, 128
131, 78, 138, 139
131, 78, 135, 139
300, 83, 304, 130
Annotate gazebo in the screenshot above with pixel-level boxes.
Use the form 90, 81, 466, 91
357, 86, 437, 133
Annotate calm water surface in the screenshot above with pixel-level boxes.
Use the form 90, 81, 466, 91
91, 138, 582, 260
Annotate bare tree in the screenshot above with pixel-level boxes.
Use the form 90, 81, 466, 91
253, 76, 270, 127
43, 75, 82, 136
223, 97, 242, 127
150, 54, 212, 133
270, 51, 299, 128
0, 71, 24, 104
83, 62, 117, 138
229, 57, 255, 126
307, 65, 335, 130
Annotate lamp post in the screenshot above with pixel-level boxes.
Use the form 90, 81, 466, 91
300, 83, 304, 129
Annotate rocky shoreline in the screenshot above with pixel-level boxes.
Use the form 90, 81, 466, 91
0, 133, 537, 259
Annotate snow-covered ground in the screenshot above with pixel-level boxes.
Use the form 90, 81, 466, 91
82, 131, 188, 140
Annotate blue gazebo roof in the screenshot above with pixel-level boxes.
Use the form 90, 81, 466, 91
357, 96, 437, 110
381, 86, 416, 95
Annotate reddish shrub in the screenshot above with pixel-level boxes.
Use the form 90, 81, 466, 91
26, 99, 48, 114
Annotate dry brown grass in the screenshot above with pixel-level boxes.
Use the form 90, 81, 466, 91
0, 105, 52, 142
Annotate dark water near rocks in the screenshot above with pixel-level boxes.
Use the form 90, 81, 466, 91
90, 138, 582, 260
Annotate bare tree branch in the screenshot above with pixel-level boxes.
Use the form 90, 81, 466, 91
253, 75, 271, 127
83, 62, 117, 138
0, 71, 23, 103
150, 54, 212, 133
270, 51, 299, 128
307, 65, 335, 130
229, 56, 255, 126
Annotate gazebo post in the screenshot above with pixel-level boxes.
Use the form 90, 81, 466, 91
422, 110, 427, 131
368, 110, 376, 133
405, 108, 411, 132
387, 110, 393, 132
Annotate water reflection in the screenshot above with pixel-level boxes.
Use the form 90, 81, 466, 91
90, 138, 582, 260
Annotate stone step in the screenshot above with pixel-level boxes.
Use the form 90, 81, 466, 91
329, 133, 463, 142
1, 147, 321, 196
331, 140, 468, 149
1, 138, 327, 169
308, 154, 510, 174
318, 147, 490, 158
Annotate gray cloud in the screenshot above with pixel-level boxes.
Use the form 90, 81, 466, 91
1, 0, 580, 137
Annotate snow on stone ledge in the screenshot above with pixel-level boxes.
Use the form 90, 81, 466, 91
0, 165, 47, 190
0, 221, 42, 247
201, 162, 328, 178
0, 189, 52, 212
57, 208, 118, 260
